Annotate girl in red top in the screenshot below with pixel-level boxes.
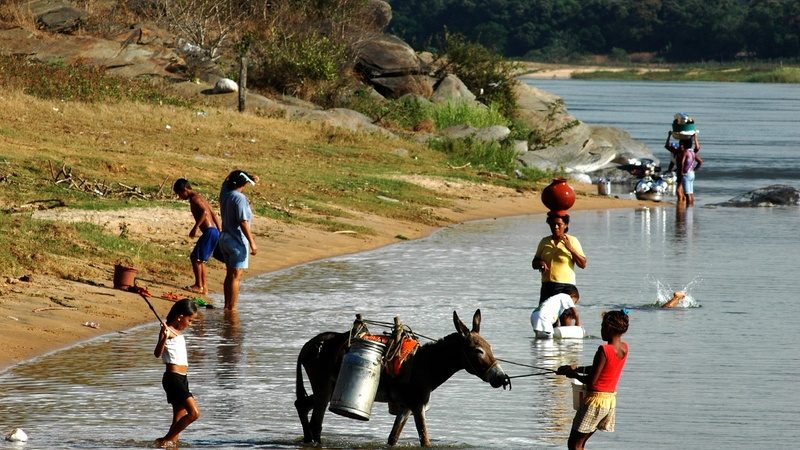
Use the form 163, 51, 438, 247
557, 310, 629, 450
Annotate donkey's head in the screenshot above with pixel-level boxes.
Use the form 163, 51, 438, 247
453, 309, 510, 389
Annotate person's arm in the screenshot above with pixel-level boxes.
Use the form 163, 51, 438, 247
211, 208, 222, 231
561, 236, 587, 269
570, 307, 581, 327
240, 219, 258, 255
154, 324, 170, 358
586, 346, 607, 388
693, 134, 701, 153
694, 153, 703, 171
678, 149, 687, 174
532, 239, 549, 272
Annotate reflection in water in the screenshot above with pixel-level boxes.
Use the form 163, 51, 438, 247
529, 337, 584, 444
674, 204, 696, 243
217, 310, 242, 385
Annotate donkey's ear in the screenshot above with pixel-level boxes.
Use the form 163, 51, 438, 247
472, 309, 481, 333
453, 311, 470, 337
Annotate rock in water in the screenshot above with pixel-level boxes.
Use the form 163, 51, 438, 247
5, 428, 28, 442
710, 184, 799, 207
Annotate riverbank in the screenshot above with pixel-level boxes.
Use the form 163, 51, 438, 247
519, 61, 800, 83
0, 181, 650, 371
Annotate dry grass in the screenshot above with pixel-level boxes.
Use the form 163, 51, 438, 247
0, 86, 479, 276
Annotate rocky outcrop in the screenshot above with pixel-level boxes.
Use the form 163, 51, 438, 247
353, 34, 432, 98
513, 83, 656, 178
431, 74, 476, 103
709, 185, 799, 207
36, 6, 87, 33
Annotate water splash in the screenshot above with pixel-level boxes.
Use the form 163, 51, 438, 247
648, 276, 702, 308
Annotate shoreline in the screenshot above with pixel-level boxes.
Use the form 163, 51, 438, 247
0, 183, 654, 372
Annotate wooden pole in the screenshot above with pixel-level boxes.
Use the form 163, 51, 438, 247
238, 55, 247, 112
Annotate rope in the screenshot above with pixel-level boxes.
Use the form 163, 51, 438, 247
508, 371, 554, 379
496, 357, 555, 373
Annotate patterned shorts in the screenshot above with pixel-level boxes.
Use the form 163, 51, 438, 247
572, 393, 616, 433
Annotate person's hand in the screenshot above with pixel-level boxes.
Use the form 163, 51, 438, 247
161, 323, 171, 339
556, 365, 576, 377
250, 242, 258, 256
189, 228, 197, 238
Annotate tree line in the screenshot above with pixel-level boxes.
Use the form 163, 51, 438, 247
388, 0, 800, 61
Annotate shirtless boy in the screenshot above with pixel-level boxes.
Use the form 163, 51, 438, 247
173, 179, 222, 295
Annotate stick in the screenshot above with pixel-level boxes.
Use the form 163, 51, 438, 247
139, 293, 165, 327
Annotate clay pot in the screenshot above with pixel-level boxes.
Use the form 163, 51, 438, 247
541, 178, 575, 215
113, 264, 138, 290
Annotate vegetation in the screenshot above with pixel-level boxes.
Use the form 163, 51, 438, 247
389, 0, 800, 62
573, 64, 800, 83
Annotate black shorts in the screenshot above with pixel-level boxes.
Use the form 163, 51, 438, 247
162, 371, 193, 405
539, 281, 576, 304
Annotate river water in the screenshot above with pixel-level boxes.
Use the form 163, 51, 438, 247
1, 81, 798, 449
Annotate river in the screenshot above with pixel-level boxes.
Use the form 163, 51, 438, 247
0, 80, 798, 449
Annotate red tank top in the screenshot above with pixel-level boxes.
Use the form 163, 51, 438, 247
591, 343, 628, 392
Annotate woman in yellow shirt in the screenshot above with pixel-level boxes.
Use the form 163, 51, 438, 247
532, 214, 587, 305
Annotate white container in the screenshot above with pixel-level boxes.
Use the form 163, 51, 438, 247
571, 380, 587, 410
553, 325, 586, 339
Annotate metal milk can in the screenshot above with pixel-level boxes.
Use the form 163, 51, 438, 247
329, 338, 386, 421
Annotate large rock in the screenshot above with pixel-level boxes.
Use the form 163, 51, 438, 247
366, 0, 392, 31
369, 74, 434, 99
514, 83, 656, 175
292, 108, 396, 138
354, 34, 427, 78
36, 6, 87, 33
709, 185, 799, 207
431, 74, 476, 103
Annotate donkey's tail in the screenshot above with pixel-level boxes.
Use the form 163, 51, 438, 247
295, 344, 309, 402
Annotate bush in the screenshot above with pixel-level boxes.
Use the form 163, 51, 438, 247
437, 32, 520, 118
428, 137, 518, 174
0, 55, 193, 106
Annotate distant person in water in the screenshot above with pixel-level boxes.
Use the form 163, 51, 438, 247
661, 291, 686, 308
665, 132, 701, 205
173, 178, 221, 296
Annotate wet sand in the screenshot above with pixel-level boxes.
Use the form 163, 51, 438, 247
0, 181, 651, 371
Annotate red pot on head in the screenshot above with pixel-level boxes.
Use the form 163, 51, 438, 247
541, 178, 575, 213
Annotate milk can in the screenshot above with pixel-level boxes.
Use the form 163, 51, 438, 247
329, 338, 386, 421
597, 178, 611, 196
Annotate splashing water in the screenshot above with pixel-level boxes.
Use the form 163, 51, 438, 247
651, 276, 702, 308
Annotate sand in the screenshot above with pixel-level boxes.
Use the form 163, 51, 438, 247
0, 179, 652, 371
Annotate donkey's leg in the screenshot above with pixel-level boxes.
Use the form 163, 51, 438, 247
412, 406, 431, 447
309, 398, 329, 443
387, 409, 411, 446
294, 393, 315, 443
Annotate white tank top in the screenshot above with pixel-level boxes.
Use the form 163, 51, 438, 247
162, 333, 188, 366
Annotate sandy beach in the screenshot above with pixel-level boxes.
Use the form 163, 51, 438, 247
0, 180, 649, 371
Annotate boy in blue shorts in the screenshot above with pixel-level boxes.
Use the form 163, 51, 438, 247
173, 179, 221, 295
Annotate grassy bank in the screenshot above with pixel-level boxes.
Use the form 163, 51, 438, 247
571, 63, 800, 83
0, 60, 555, 281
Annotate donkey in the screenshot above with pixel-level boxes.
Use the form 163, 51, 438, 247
295, 309, 509, 447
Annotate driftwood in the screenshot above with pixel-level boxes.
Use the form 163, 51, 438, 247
47, 160, 169, 199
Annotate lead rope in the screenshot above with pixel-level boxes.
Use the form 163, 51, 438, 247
496, 357, 557, 379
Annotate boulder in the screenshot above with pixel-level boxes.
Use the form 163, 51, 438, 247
514, 83, 656, 175
709, 185, 799, 207
431, 74, 476, 103
36, 6, 87, 33
292, 108, 396, 138
354, 34, 427, 78
213, 78, 238, 94
369, 74, 434, 99
473, 125, 511, 143
366, 0, 392, 31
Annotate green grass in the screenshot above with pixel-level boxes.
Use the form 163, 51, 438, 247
573, 64, 800, 83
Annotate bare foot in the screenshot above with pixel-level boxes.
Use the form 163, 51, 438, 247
154, 437, 177, 448
184, 285, 204, 295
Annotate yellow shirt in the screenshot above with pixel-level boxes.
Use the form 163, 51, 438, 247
535, 235, 584, 284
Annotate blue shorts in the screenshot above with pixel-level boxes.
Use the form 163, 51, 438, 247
191, 227, 220, 263
682, 170, 695, 194
219, 231, 249, 270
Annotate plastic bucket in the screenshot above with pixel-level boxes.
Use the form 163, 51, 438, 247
113, 264, 137, 290
329, 338, 386, 421
554, 326, 586, 339
597, 179, 610, 195
571, 380, 587, 410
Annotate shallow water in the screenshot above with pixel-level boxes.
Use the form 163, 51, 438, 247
2, 81, 799, 449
